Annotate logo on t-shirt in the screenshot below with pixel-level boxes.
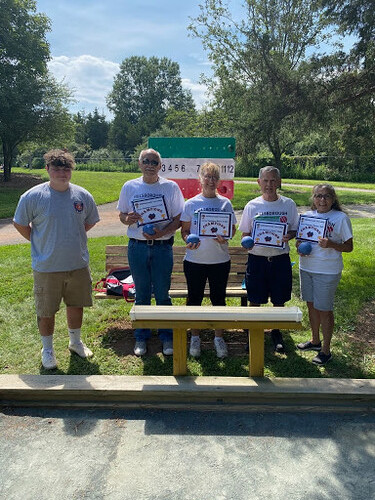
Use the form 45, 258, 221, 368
74, 201, 84, 213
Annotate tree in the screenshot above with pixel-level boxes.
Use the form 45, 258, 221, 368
107, 56, 195, 153
0, 0, 72, 181
85, 109, 109, 150
189, 0, 329, 169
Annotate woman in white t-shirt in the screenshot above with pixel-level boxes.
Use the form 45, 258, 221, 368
180, 162, 237, 359
296, 184, 353, 365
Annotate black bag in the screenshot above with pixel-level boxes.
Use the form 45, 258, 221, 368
94, 267, 136, 301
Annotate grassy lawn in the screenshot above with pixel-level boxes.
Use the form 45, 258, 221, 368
0, 219, 374, 378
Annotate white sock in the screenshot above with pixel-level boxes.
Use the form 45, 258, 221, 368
41, 335, 53, 350
68, 328, 81, 345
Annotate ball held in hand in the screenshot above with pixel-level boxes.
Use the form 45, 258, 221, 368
186, 233, 200, 245
241, 236, 255, 249
143, 224, 155, 235
299, 241, 312, 255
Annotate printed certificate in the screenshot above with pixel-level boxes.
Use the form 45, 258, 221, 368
197, 211, 233, 239
252, 221, 287, 249
133, 195, 169, 226
297, 215, 327, 242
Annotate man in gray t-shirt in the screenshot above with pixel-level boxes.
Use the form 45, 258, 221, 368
13, 149, 100, 370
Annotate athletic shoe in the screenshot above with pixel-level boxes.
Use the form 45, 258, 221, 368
69, 341, 93, 358
214, 337, 228, 359
134, 340, 147, 356
297, 340, 322, 351
189, 336, 201, 357
312, 352, 332, 365
162, 340, 173, 356
271, 329, 285, 353
41, 348, 57, 370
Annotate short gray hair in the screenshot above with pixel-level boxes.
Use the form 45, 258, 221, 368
138, 148, 162, 164
258, 165, 281, 179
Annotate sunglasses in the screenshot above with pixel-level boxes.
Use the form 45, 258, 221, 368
314, 194, 332, 200
142, 158, 159, 166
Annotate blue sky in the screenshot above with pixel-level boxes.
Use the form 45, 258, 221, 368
36, 0, 213, 117
37, 0, 355, 119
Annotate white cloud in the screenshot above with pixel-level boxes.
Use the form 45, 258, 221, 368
48, 55, 211, 116
181, 78, 209, 109
48, 55, 120, 116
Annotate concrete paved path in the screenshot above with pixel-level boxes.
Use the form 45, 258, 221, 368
1, 406, 374, 500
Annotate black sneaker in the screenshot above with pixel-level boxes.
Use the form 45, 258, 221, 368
297, 340, 322, 351
271, 329, 285, 353
312, 352, 332, 365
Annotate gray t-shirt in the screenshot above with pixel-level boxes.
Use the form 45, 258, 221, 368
13, 182, 100, 272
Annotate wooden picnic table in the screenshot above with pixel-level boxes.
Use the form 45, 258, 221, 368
130, 305, 303, 377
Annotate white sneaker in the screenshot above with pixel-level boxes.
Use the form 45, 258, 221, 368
214, 337, 228, 359
162, 340, 173, 356
134, 340, 147, 356
69, 341, 93, 358
41, 348, 57, 369
189, 336, 201, 357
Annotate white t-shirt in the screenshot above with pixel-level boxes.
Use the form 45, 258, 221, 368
181, 193, 237, 264
117, 176, 184, 240
238, 195, 299, 257
299, 209, 353, 274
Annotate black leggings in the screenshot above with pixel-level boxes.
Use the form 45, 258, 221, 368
183, 260, 231, 306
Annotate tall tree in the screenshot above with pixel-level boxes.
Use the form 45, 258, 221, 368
107, 56, 195, 154
0, 0, 71, 181
189, 0, 329, 169
85, 109, 109, 150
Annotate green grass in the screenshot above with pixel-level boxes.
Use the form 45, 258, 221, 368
237, 177, 375, 190
1, 169, 374, 219
0, 219, 374, 378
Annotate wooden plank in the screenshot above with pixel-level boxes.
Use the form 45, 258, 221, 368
173, 328, 187, 376
249, 327, 264, 377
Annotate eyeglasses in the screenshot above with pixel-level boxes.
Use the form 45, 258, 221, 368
49, 166, 72, 172
314, 193, 332, 200
142, 158, 159, 166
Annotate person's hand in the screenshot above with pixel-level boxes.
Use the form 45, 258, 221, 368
318, 237, 330, 249
120, 211, 141, 225
215, 235, 228, 244
143, 227, 164, 240
186, 241, 200, 250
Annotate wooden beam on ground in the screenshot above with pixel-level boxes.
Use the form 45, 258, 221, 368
1, 375, 374, 412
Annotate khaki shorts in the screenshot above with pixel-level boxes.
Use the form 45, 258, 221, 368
33, 267, 93, 317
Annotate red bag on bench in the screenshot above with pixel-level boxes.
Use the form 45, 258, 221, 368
94, 267, 136, 302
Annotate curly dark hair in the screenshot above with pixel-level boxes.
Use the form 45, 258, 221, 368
43, 149, 75, 169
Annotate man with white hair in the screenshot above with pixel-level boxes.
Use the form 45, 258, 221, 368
118, 148, 184, 357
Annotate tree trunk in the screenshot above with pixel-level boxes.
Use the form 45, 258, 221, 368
2, 142, 14, 182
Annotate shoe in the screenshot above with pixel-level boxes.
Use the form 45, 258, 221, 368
312, 352, 332, 365
297, 340, 322, 351
69, 341, 93, 358
214, 337, 228, 359
41, 348, 57, 370
134, 340, 147, 356
189, 336, 201, 357
271, 329, 285, 353
162, 340, 173, 356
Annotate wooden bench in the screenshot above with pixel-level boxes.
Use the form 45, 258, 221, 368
130, 305, 303, 377
95, 245, 249, 306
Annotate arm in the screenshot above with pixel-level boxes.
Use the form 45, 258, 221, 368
13, 222, 31, 241
319, 237, 353, 252
85, 222, 97, 232
283, 229, 296, 243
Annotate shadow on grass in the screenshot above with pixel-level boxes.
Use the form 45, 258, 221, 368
38, 350, 102, 375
